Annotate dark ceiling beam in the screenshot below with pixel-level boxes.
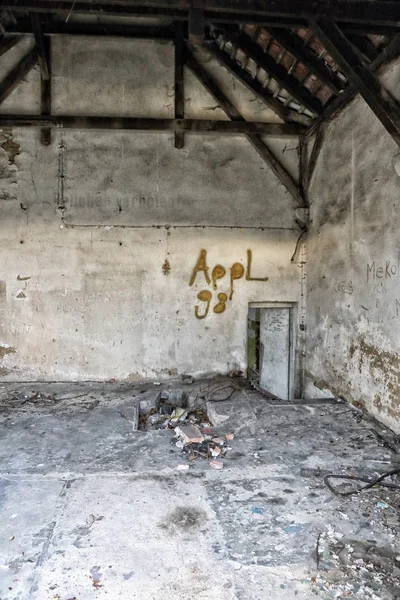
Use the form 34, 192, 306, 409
6, 18, 400, 37
205, 41, 311, 126
0, 115, 305, 135
189, 6, 206, 46
3, 1, 400, 26
0, 35, 21, 58
186, 49, 303, 205
303, 122, 325, 190
265, 27, 346, 94
186, 51, 241, 119
0, 47, 38, 106
174, 21, 185, 148
335, 23, 400, 37
312, 20, 400, 148
219, 26, 324, 115
31, 13, 50, 80
346, 34, 380, 64
5, 20, 177, 40
40, 35, 52, 145
306, 33, 400, 139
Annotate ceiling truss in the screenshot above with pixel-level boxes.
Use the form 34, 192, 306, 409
0, 1, 400, 206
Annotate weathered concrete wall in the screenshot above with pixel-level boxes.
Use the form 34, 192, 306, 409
0, 37, 303, 383
306, 59, 400, 432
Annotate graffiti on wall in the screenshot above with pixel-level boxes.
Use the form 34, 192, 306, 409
189, 249, 268, 319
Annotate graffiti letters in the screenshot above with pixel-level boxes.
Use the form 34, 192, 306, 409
190, 249, 268, 319
367, 256, 400, 282
334, 280, 353, 295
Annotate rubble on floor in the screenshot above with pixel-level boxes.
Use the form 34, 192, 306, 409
315, 530, 400, 598
1, 378, 400, 599
141, 384, 237, 468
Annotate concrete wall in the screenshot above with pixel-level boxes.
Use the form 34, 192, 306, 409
0, 36, 304, 383
306, 59, 400, 433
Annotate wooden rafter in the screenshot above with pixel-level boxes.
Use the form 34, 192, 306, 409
265, 27, 346, 94
30, 13, 50, 80
0, 36, 20, 59
6, 21, 177, 39
313, 20, 400, 148
40, 35, 51, 145
0, 115, 305, 135
306, 33, 400, 139
189, 6, 206, 46
347, 34, 380, 64
205, 41, 311, 126
3, 0, 400, 29
303, 122, 325, 191
186, 50, 304, 206
0, 47, 38, 106
219, 26, 324, 115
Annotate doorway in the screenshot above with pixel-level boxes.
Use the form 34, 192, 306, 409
247, 304, 295, 400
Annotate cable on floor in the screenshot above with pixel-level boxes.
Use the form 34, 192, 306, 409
324, 468, 400, 497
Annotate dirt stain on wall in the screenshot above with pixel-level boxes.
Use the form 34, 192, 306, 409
351, 336, 400, 420
1, 130, 20, 165
0, 346, 16, 360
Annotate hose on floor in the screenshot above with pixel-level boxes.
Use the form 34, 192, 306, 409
324, 468, 400, 496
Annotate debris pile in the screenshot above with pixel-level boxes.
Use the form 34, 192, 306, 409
0, 390, 57, 412
313, 529, 400, 599
140, 388, 210, 430
175, 424, 234, 470
140, 384, 236, 469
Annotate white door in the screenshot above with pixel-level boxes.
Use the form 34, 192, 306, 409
259, 308, 290, 400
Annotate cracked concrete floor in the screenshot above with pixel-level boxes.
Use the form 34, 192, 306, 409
0, 379, 399, 600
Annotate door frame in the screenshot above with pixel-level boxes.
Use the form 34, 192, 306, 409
248, 301, 297, 401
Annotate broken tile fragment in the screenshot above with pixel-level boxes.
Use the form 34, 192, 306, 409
175, 424, 204, 445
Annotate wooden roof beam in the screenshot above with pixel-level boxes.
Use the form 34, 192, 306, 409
220, 26, 324, 115
0, 36, 21, 59
306, 33, 400, 139
312, 20, 400, 148
266, 28, 346, 94
186, 49, 304, 206
0, 115, 306, 135
0, 46, 38, 106
205, 41, 311, 126
3, 1, 400, 27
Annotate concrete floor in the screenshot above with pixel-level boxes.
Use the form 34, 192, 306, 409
0, 379, 399, 600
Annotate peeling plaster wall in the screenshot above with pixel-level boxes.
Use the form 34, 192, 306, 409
306, 58, 400, 433
0, 37, 303, 383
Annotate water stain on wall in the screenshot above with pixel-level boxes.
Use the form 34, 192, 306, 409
350, 337, 400, 420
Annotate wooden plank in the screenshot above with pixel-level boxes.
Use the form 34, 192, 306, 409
266, 27, 346, 94
247, 134, 304, 206
40, 35, 51, 145
0, 47, 38, 106
220, 26, 324, 115
189, 7, 205, 45
304, 122, 324, 190
205, 41, 312, 126
3, 1, 400, 27
298, 134, 308, 203
6, 21, 176, 39
0, 115, 306, 135
174, 21, 185, 148
31, 13, 49, 80
186, 50, 303, 205
185, 52, 242, 119
346, 34, 380, 63
0, 36, 20, 59
313, 20, 400, 147
306, 33, 400, 139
